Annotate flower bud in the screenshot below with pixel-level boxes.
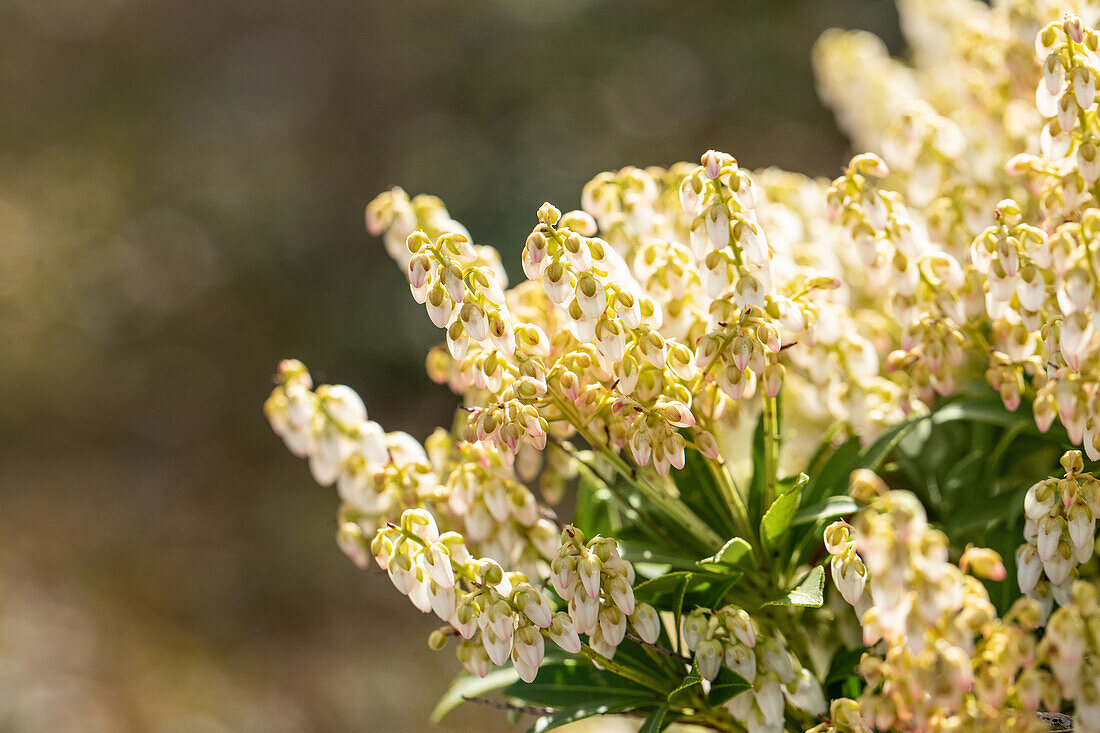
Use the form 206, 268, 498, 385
959, 546, 1006, 581
849, 153, 889, 178
695, 638, 723, 681
849, 469, 887, 502
630, 603, 661, 645
537, 202, 561, 226
548, 611, 582, 653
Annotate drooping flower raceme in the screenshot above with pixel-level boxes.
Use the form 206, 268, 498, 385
267, 2, 1100, 731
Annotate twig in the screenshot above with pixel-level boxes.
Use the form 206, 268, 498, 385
461, 696, 553, 716
626, 632, 691, 664
1038, 711, 1073, 732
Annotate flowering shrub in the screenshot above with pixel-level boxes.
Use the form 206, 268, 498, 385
266, 2, 1100, 731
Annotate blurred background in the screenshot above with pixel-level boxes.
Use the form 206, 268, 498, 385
0, 1, 900, 731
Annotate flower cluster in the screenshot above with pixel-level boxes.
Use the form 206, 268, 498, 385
1040, 580, 1100, 731
372, 508, 565, 683
822, 483, 1051, 732
548, 526, 658, 659
682, 606, 826, 733
816, 8, 1100, 460
266, 1, 1100, 730
1017, 450, 1100, 609
371, 510, 657, 683
265, 360, 559, 577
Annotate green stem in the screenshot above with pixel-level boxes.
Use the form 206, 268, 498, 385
574, 640, 668, 694
551, 396, 722, 551
703, 454, 758, 551
762, 395, 780, 510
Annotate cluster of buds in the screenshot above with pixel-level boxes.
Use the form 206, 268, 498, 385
548, 527, 656, 659
265, 360, 430, 542
680, 152, 795, 406
266, 360, 561, 578
820, 484, 1054, 731
1039, 580, 1100, 732
404, 230, 524, 392
1030, 16, 1100, 207
815, 0, 1049, 251
365, 187, 476, 269
828, 153, 976, 402
681, 606, 825, 733
581, 163, 693, 254
522, 203, 714, 476
434, 435, 559, 579
373, 508, 573, 683
1017, 450, 1099, 610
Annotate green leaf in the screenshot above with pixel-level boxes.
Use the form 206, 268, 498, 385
764, 565, 825, 607
431, 667, 520, 723
760, 489, 801, 551
792, 496, 857, 526
802, 437, 860, 506
634, 572, 691, 652
707, 666, 752, 705
678, 445, 738, 538
696, 537, 753, 572
748, 411, 767, 523
688, 572, 743, 610
857, 415, 930, 476
621, 541, 707, 572
574, 469, 616, 538
633, 571, 693, 606
671, 573, 690, 648
824, 646, 866, 686
667, 667, 703, 704
503, 661, 653, 708
981, 420, 1030, 486
637, 704, 669, 733
930, 398, 1034, 430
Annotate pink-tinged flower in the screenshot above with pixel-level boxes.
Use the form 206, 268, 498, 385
577, 554, 602, 599
452, 599, 479, 640
1067, 503, 1095, 550
457, 639, 492, 679
407, 574, 432, 613
481, 620, 514, 667
1044, 540, 1074, 585
428, 581, 455, 622
1024, 480, 1057, 520
1017, 544, 1044, 595
724, 642, 756, 683
607, 575, 635, 616
754, 678, 785, 727
831, 552, 867, 605
1037, 515, 1063, 561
